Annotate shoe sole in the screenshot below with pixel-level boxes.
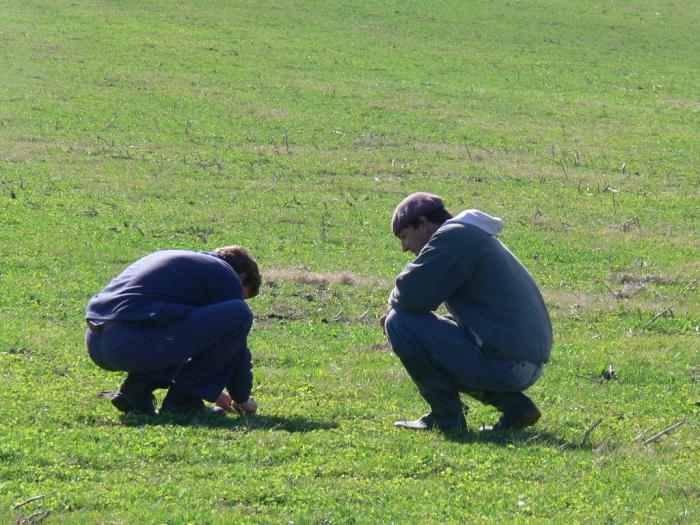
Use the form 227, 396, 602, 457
516, 407, 541, 428
111, 393, 156, 415
111, 393, 131, 413
394, 420, 467, 432
394, 421, 431, 430
493, 407, 542, 431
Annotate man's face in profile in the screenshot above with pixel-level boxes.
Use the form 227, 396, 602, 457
397, 217, 436, 256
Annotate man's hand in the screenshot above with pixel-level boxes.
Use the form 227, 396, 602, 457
232, 396, 257, 415
215, 391, 235, 413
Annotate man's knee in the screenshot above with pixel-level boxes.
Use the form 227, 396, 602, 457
239, 304, 254, 333
384, 308, 404, 340
384, 308, 420, 356
224, 301, 253, 336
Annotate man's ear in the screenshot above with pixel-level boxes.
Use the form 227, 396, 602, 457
417, 216, 429, 230
238, 272, 248, 285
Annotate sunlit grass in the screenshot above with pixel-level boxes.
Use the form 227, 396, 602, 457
1, 0, 698, 522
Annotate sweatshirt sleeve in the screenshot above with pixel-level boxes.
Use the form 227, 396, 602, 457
226, 345, 253, 403
389, 226, 484, 313
201, 265, 245, 305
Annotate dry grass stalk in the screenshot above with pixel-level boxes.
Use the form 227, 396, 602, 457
642, 420, 686, 445
580, 418, 603, 446
644, 277, 699, 329
16, 510, 51, 524
632, 425, 656, 443
618, 216, 641, 232
576, 373, 603, 385
13, 495, 45, 510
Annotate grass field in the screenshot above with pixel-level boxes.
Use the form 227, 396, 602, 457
1, 0, 699, 522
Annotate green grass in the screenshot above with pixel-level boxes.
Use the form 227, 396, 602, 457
1, 0, 698, 522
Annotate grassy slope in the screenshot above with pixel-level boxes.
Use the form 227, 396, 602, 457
1, 0, 698, 522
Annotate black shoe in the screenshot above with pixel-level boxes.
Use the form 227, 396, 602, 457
160, 386, 224, 416
394, 412, 467, 432
111, 374, 157, 415
491, 392, 541, 430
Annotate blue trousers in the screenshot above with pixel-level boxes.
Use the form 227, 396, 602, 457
86, 300, 253, 402
385, 308, 543, 420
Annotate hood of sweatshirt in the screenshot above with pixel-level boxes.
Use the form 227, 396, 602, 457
445, 209, 505, 236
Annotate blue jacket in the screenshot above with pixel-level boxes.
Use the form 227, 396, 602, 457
86, 250, 253, 400
389, 212, 552, 363
86, 250, 246, 324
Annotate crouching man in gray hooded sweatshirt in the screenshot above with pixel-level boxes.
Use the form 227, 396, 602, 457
381, 192, 552, 431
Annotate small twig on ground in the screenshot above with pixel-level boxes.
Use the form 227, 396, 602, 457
619, 216, 641, 232
17, 510, 51, 524
644, 277, 699, 329
644, 305, 675, 327
13, 495, 45, 510
580, 418, 603, 446
604, 185, 619, 212
632, 425, 656, 443
537, 152, 569, 180
320, 203, 329, 241
356, 308, 370, 321
576, 373, 603, 385
464, 144, 474, 161
332, 310, 344, 322
642, 420, 686, 445
525, 434, 541, 444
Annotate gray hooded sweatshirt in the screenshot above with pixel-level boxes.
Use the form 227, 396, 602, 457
389, 210, 552, 363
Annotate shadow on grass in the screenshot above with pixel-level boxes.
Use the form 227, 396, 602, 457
442, 428, 592, 451
120, 412, 337, 432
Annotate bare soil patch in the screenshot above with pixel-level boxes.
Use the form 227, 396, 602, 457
265, 268, 387, 288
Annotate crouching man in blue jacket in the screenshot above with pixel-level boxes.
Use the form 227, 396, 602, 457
85, 246, 260, 417
381, 193, 552, 432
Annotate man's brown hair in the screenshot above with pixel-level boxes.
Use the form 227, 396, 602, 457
214, 245, 261, 298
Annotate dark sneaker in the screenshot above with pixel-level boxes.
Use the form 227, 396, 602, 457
111, 374, 157, 415
160, 386, 224, 416
394, 412, 466, 432
491, 392, 541, 430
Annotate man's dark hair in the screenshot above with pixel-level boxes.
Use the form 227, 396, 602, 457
214, 245, 261, 298
408, 207, 453, 229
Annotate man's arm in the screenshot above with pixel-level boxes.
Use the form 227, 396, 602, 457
201, 263, 246, 304
390, 226, 483, 313
226, 345, 253, 404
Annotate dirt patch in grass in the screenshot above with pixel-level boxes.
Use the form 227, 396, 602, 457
600, 226, 650, 240
608, 282, 647, 299
350, 343, 392, 353
258, 107, 293, 120
255, 304, 306, 326
265, 268, 387, 288
255, 302, 379, 328
543, 289, 601, 310
3, 139, 49, 162
617, 273, 678, 285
